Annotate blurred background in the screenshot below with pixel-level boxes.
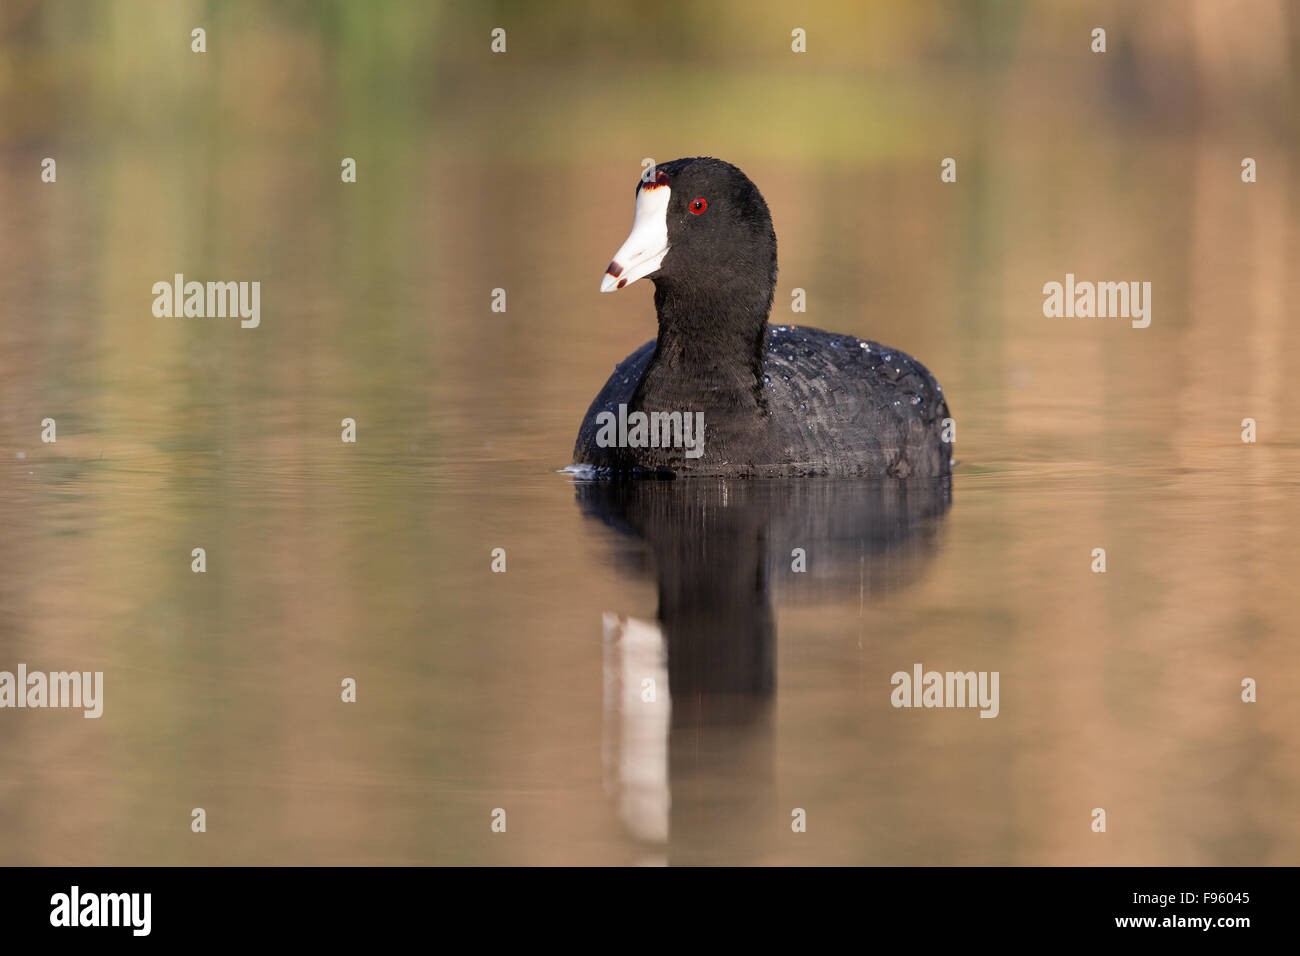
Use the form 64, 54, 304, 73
0, 0, 1297, 864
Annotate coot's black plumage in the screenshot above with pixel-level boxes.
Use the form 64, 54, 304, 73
574, 157, 952, 478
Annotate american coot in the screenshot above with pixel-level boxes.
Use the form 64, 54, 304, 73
573, 157, 953, 478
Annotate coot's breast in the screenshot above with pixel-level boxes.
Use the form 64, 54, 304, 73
573, 325, 952, 478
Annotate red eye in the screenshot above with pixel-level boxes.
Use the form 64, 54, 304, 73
690, 197, 707, 214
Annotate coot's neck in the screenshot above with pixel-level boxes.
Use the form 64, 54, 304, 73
639, 275, 772, 409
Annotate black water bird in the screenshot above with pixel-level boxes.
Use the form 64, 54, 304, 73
574, 157, 953, 478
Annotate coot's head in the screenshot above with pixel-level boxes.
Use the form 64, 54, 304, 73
600, 157, 777, 308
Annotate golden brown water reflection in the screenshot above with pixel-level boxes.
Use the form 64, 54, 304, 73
1, 0, 1297, 865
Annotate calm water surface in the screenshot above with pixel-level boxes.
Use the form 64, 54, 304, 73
2, 32, 1298, 861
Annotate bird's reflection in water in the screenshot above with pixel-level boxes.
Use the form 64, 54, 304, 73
577, 477, 951, 864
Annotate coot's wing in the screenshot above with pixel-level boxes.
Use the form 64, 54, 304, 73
572, 339, 657, 464
847, 342, 952, 477
766, 326, 952, 477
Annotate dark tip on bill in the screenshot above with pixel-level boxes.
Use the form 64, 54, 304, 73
606, 261, 623, 278
617, 278, 627, 289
